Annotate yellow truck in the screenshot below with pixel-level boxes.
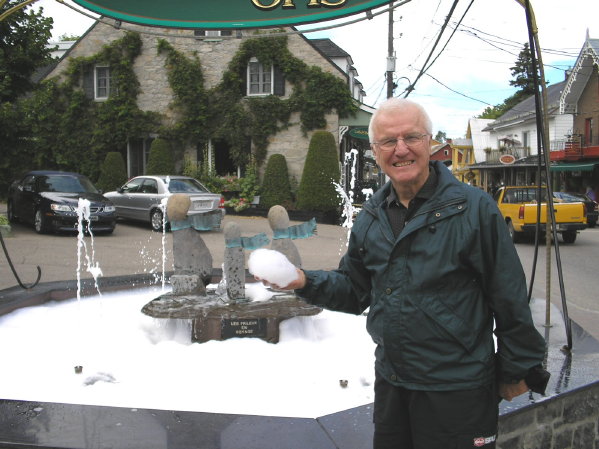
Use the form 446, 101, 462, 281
494, 186, 587, 244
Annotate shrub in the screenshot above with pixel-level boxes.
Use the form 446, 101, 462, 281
96, 152, 127, 192
296, 131, 340, 212
145, 138, 175, 175
260, 154, 293, 210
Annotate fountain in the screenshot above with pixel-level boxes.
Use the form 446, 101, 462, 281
1, 156, 599, 447
140, 195, 322, 343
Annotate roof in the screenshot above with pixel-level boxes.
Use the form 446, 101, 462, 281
560, 37, 599, 113
309, 38, 352, 60
483, 80, 567, 132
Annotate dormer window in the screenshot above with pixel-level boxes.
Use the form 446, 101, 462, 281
247, 57, 273, 96
194, 30, 233, 39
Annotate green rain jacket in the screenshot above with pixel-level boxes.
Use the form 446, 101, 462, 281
296, 161, 546, 391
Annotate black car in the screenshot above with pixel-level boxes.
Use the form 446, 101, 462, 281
554, 191, 598, 228
7, 171, 117, 234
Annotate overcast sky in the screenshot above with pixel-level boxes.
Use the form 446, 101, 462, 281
35, 0, 599, 138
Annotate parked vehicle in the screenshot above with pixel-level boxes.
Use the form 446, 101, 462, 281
7, 171, 117, 234
553, 191, 598, 228
494, 186, 587, 244
104, 175, 225, 232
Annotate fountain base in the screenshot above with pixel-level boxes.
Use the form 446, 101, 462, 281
141, 293, 322, 343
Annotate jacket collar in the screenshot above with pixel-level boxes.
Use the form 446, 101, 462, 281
364, 161, 466, 218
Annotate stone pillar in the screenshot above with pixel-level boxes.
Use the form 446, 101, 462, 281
167, 194, 212, 295
268, 205, 302, 268
223, 222, 245, 301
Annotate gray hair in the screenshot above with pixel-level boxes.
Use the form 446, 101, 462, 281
368, 98, 433, 142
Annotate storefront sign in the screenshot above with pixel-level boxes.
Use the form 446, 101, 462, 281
71, 0, 393, 29
499, 154, 516, 165
349, 126, 370, 141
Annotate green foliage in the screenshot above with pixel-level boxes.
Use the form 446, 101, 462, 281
13, 31, 161, 182
0, 215, 8, 225
296, 131, 340, 212
96, 152, 127, 192
478, 42, 547, 120
0, 1, 54, 102
260, 154, 293, 209
509, 43, 536, 96
159, 34, 357, 166
145, 138, 175, 175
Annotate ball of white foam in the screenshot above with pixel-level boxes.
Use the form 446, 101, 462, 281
248, 249, 298, 287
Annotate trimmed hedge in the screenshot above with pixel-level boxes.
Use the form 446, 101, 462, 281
145, 138, 175, 175
296, 131, 340, 212
260, 154, 293, 210
96, 152, 127, 192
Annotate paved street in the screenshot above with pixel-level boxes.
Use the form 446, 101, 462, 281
2, 203, 598, 341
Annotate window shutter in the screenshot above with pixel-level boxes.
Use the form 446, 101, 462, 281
82, 65, 94, 99
273, 66, 285, 96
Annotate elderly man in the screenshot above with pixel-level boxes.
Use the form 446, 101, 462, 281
267, 98, 548, 449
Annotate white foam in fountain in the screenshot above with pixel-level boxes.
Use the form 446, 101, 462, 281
0, 287, 376, 418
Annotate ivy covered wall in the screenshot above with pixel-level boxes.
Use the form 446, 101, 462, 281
30, 23, 357, 183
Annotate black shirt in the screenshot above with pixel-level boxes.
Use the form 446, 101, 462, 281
385, 164, 438, 238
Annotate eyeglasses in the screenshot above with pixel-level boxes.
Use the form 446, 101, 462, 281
371, 134, 430, 152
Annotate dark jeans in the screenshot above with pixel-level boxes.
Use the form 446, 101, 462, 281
373, 372, 499, 449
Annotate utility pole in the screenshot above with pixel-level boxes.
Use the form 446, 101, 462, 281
386, 1, 395, 99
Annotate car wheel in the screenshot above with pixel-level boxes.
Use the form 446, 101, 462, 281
562, 231, 577, 244
7, 201, 18, 223
150, 209, 165, 232
507, 221, 520, 243
34, 209, 48, 234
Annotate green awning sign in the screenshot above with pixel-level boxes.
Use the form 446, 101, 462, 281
349, 126, 369, 141
549, 161, 598, 172
71, 0, 393, 29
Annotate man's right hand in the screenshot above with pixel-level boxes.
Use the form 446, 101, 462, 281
255, 268, 307, 291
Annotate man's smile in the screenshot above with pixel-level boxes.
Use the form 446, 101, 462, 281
392, 161, 414, 168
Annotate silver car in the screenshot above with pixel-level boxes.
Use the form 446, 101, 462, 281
105, 175, 225, 231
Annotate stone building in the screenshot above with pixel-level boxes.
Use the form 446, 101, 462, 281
42, 19, 369, 183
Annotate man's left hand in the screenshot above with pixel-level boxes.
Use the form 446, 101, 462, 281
498, 380, 529, 401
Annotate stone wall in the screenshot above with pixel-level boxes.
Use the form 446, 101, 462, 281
497, 381, 599, 448
45, 20, 346, 181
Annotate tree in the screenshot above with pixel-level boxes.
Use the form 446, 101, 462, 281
434, 131, 447, 143
145, 138, 175, 175
296, 130, 341, 214
260, 154, 293, 210
478, 42, 545, 120
509, 43, 536, 97
96, 152, 127, 192
0, 1, 54, 103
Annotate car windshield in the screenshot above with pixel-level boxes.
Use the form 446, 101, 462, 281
39, 175, 99, 193
167, 178, 209, 194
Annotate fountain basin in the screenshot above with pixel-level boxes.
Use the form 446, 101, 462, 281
1, 274, 599, 448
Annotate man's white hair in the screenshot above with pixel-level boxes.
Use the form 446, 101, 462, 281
368, 98, 433, 142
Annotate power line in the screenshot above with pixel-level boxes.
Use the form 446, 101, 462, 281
403, 0, 463, 97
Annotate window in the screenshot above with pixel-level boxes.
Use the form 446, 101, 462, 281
247, 57, 273, 96
585, 118, 593, 146
95, 65, 111, 100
